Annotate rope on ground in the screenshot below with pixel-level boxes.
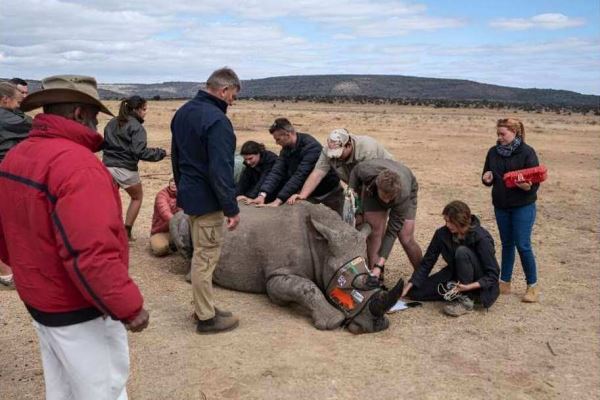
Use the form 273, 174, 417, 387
140, 173, 172, 180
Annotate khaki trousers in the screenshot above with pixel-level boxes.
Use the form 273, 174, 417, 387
149, 232, 171, 256
190, 211, 224, 320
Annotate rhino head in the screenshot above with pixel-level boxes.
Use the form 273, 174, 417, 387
310, 218, 403, 334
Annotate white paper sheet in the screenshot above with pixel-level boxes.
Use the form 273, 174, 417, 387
387, 300, 408, 313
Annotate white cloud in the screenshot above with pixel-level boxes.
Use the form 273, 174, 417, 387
490, 13, 585, 30
353, 15, 465, 37
332, 34, 357, 40
53, 0, 463, 37
0, 1, 598, 94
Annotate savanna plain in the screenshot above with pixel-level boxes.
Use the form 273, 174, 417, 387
1, 100, 599, 400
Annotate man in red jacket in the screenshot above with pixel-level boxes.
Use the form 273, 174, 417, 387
0, 75, 149, 400
150, 178, 181, 256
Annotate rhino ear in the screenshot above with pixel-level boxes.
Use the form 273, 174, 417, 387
309, 216, 341, 245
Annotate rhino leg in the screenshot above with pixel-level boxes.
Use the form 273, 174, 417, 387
266, 275, 345, 330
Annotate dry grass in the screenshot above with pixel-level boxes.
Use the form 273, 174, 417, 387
1, 100, 599, 399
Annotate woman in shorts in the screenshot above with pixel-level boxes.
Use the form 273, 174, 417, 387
103, 95, 166, 240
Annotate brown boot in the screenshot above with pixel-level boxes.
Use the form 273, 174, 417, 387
193, 307, 232, 321
522, 285, 540, 303
196, 314, 239, 334
499, 281, 511, 295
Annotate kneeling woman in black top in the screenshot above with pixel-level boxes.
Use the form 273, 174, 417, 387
236, 140, 278, 203
401, 200, 500, 317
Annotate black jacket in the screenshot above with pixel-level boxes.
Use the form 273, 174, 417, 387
410, 216, 500, 308
482, 142, 539, 209
170, 91, 239, 218
0, 108, 32, 161
102, 116, 165, 171
260, 133, 340, 202
236, 150, 278, 199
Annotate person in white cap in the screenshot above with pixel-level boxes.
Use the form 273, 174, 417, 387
288, 128, 393, 204
0, 75, 149, 400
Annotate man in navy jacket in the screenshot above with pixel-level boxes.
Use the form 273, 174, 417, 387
171, 67, 241, 334
250, 118, 343, 214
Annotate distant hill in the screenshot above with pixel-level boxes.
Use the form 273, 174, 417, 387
5, 75, 598, 108
241, 75, 599, 108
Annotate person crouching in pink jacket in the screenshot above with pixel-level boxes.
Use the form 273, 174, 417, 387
150, 178, 181, 256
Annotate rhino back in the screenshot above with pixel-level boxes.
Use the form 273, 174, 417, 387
215, 203, 318, 293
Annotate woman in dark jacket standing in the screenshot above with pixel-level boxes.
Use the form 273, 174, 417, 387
103, 96, 166, 240
482, 118, 541, 302
401, 201, 500, 317
236, 141, 278, 203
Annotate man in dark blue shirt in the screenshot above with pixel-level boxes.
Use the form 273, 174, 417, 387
171, 67, 241, 334
249, 118, 343, 215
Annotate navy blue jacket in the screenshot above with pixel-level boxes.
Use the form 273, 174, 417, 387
260, 133, 340, 202
236, 150, 278, 200
482, 142, 539, 209
170, 91, 239, 217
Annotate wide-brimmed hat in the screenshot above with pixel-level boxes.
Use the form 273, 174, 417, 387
326, 128, 350, 158
20, 75, 113, 115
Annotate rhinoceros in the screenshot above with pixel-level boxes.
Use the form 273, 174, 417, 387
171, 202, 403, 334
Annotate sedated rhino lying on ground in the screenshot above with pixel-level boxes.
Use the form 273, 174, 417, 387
171, 202, 403, 334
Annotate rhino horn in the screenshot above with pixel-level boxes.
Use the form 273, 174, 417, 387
368, 278, 405, 317
383, 278, 405, 312
368, 293, 386, 317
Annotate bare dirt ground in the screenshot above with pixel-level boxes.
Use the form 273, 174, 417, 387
1, 100, 599, 400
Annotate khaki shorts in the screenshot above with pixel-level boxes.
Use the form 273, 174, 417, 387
362, 179, 418, 221
107, 167, 141, 189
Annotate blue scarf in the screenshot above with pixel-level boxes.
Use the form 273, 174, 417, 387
496, 136, 522, 157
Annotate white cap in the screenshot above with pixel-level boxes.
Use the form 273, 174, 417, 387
326, 128, 350, 158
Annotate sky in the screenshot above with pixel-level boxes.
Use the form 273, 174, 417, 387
1, 1, 599, 94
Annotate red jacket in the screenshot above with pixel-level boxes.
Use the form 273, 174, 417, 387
0, 114, 143, 326
151, 186, 180, 234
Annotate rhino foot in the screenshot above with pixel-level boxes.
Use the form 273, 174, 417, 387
313, 309, 345, 330
267, 275, 345, 330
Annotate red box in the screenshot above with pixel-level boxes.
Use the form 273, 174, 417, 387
503, 165, 548, 188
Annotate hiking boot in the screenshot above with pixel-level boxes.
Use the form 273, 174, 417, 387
443, 295, 474, 317
193, 307, 233, 321
215, 307, 233, 317
196, 314, 239, 334
522, 285, 540, 303
0, 274, 14, 289
499, 280, 511, 295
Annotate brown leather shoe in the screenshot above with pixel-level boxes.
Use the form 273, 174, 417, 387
214, 307, 233, 317
196, 314, 239, 334
192, 307, 232, 321
499, 281, 511, 295
0, 274, 14, 290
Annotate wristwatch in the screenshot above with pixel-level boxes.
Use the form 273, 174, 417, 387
258, 192, 267, 198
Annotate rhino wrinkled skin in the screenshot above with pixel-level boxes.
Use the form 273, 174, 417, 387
171, 202, 401, 334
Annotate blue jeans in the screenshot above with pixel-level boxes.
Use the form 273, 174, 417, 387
494, 203, 537, 285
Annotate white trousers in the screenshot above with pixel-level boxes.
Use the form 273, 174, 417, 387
33, 316, 130, 400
